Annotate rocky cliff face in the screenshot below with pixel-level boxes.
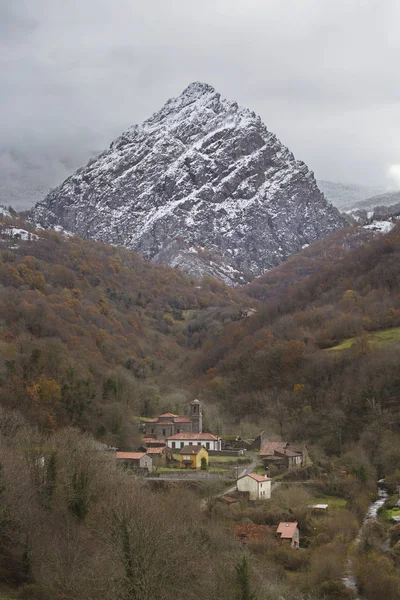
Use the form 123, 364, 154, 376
32, 82, 346, 283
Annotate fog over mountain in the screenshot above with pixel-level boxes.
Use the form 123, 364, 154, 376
1, 0, 400, 212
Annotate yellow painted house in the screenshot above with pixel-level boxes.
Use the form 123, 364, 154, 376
179, 445, 208, 469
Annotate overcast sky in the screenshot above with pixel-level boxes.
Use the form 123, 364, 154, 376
1, 0, 400, 208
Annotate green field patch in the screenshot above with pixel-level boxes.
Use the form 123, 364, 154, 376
383, 507, 400, 519
309, 494, 347, 510
172, 454, 247, 464
325, 326, 400, 352
153, 467, 183, 473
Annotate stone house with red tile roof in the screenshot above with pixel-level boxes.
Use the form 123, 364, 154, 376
237, 473, 272, 500
116, 451, 152, 473
260, 441, 309, 470
276, 522, 299, 548
144, 445, 172, 466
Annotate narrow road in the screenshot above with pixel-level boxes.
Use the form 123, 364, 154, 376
217, 452, 259, 497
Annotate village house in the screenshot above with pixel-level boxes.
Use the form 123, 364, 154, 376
144, 446, 172, 466
115, 452, 152, 474
166, 432, 222, 451
144, 399, 203, 440
259, 441, 309, 470
276, 522, 299, 548
179, 445, 208, 469
236, 473, 272, 500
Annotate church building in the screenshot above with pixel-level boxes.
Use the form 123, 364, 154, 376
144, 399, 203, 440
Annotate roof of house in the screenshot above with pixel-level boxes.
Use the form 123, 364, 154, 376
179, 445, 207, 455
277, 522, 298, 539
116, 452, 147, 460
260, 441, 288, 456
275, 449, 300, 458
173, 417, 192, 423
142, 437, 166, 445
167, 432, 219, 441
159, 412, 178, 418
238, 473, 271, 483
260, 441, 304, 457
146, 446, 167, 454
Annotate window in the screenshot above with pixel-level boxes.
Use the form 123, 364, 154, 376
189, 442, 193, 446
162, 429, 166, 436
181, 442, 184, 448
198, 442, 201, 446
177, 428, 180, 434
171, 442, 175, 449
206, 443, 210, 449
151, 428, 154, 434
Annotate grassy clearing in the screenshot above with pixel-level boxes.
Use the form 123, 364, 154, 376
308, 494, 347, 510
325, 326, 400, 352
153, 467, 183, 473
172, 454, 247, 464
208, 455, 246, 463
383, 506, 400, 520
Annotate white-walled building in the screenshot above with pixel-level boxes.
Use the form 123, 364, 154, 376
237, 473, 271, 500
166, 432, 222, 451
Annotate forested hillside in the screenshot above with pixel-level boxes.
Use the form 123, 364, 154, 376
0, 213, 252, 446
1, 214, 400, 600
245, 225, 376, 302
194, 225, 400, 460
2, 211, 400, 457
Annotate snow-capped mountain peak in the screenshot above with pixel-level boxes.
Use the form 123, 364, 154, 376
32, 83, 346, 283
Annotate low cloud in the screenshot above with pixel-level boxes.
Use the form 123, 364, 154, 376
387, 164, 400, 189
1, 0, 400, 208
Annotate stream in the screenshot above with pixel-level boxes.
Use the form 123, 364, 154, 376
342, 483, 389, 597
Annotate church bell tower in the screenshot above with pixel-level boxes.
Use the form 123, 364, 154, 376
190, 399, 203, 433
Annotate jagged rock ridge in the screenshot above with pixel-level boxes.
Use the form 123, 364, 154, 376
32, 82, 346, 283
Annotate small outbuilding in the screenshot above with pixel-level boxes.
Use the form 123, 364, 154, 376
179, 445, 208, 469
116, 451, 152, 473
309, 503, 328, 512
236, 473, 272, 500
276, 522, 299, 548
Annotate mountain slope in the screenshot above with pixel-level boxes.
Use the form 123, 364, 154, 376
348, 189, 400, 213
244, 225, 378, 302
318, 180, 386, 210
193, 223, 400, 452
32, 82, 345, 283
0, 211, 252, 441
